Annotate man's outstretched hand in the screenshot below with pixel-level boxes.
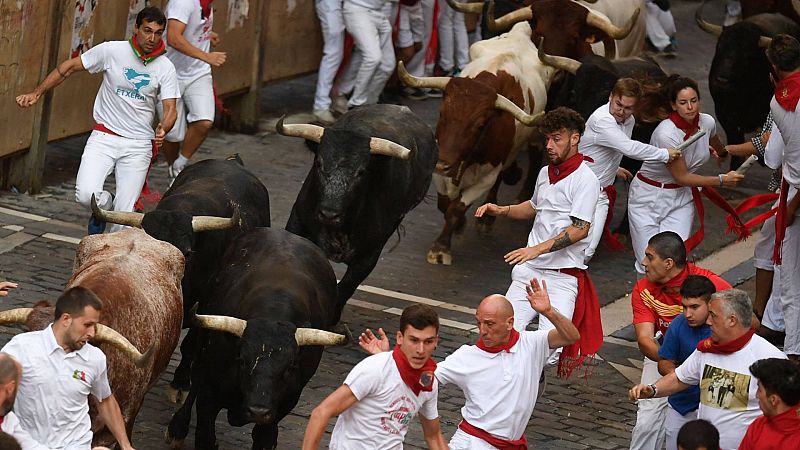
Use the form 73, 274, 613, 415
359, 328, 390, 355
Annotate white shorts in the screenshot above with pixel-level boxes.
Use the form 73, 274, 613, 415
397, 2, 424, 48
505, 264, 578, 332
158, 73, 215, 142
448, 428, 500, 449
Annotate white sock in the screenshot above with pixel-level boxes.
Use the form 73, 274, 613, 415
173, 154, 189, 171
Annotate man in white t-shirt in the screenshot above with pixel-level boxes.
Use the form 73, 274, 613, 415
302, 304, 448, 449
579, 78, 681, 261
16, 7, 179, 235
629, 289, 787, 450
159, 0, 226, 184
1, 287, 134, 450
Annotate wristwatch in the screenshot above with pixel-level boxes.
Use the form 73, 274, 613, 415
648, 383, 658, 398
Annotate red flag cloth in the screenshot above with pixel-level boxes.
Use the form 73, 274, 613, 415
129, 36, 167, 66
726, 193, 780, 231
557, 268, 603, 379
475, 329, 520, 353
548, 153, 585, 184
738, 406, 800, 450
458, 420, 528, 450
773, 179, 791, 264
669, 111, 700, 141
684, 186, 750, 253
391, 345, 436, 396
697, 328, 754, 354
774, 71, 800, 112
200, 0, 213, 19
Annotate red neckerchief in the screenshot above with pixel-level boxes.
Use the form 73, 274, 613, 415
459, 420, 528, 450
767, 405, 800, 433
773, 178, 791, 264
697, 328, 755, 354
129, 36, 166, 66
476, 329, 520, 353
557, 268, 603, 379
669, 111, 700, 141
775, 71, 800, 112
391, 345, 436, 396
684, 186, 751, 253
200, 0, 213, 20
548, 152, 584, 184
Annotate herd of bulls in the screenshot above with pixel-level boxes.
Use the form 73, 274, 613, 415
1, 0, 800, 449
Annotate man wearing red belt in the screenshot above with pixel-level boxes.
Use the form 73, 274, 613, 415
16, 7, 178, 235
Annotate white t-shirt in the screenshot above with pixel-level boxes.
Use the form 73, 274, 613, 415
674, 334, 787, 450
525, 162, 600, 270
436, 330, 550, 441
330, 352, 439, 450
80, 40, 180, 140
638, 113, 716, 184
580, 102, 669, 187
2, 325, 112, 450
165, 0, 213, 82
770, 96, 800, 188
2, 412, 53, 450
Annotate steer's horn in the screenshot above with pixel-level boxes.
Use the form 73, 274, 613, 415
758, 36, 773, 48
538, 39, 581, 74
191, 205, 241, 232
495, 95, 543, 126
445, 0, 484, 14
487, 0, 533, 33
91, 194, 144, 228
193, 313, 247, 338
369, 138, 413, 160
695, 2, 722, 38
93, 324, 155, 369
0, 308, 33, 325
276, 116, 324, 143
295, 328, 347, 346
397, 61, 450, 90
586, 7, 640, 40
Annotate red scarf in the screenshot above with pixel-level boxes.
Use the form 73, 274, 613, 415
548, 152, 585, 184
557, 268, 603, 379
669, 111, 700, 141
391, 345, 436, 396
684, 187, 751, 253
697, 328, 755, 354
200, 0, 213, 19
775, 71, 800, 112
129, 36, 166, 66
773, 179, 791, 264
459, 420, 528, 450
727, 192, 781, 232
476, 329, 520, 353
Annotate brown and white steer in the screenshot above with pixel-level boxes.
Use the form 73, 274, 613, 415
400, 22, 555, 265
0, 228, 184, 447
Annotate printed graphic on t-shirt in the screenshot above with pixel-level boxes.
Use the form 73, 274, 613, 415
380, 395, 416, 435
641, 288, 683, 323
118, 68, 152, 100
700, 364, 750, 411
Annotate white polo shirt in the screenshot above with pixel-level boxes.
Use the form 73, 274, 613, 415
330, 351, 439, 450
165, 0, 214, 82
80, 40, 180, 140
1, 325, 112, 450
526, 162, 600, 270
436, 330, 550, 441
579, 102, 669, 187
770, 96, 800, 188
638, 113, 716, 184
2, 412, 52, 450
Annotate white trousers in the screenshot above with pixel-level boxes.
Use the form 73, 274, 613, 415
437, 0, 469, 72
342, 2, 396, 107
665, 406, 697, 450
630, 357, 668, 450
448, 428, 499, 449
405, 0, 437, 77
628, 178, 695, 274
645, 0, 676, 50
764, 264, 785, 331
780, 216, 800, 355
396, 2, 424, 48
157, 73, 215, 142
585, 189, 610, 263
75, 131, 152, 233
313, 0, 345, 111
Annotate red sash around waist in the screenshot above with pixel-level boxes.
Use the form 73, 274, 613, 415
459, 420, 527, 450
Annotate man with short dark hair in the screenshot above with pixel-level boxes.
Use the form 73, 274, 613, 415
0, 353, 49, 450
677, 419, 719, 450
1, 287, 133, 450
16, 7, 178, 235
738, 358, 800, 449
630, 289, 787, 450
302, 304, 447, 449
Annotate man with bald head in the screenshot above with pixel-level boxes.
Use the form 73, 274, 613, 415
361, 278, 580, 448
0, 353, 49, 450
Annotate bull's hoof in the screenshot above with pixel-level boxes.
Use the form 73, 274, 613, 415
426, 248, 452, 265
475, 216, 495, 235
166, 385, 187, 405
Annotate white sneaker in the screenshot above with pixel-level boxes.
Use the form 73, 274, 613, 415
332, 95, 349, 115
313, 109, 337, 125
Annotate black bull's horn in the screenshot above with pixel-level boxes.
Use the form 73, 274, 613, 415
90, 194, 241, 232
695, 1, 772, 48
192, 312, 348, 346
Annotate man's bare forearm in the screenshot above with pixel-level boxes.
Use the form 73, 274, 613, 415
540, 218, 591, 255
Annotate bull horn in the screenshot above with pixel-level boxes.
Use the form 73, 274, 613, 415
444, 0, 484, 14
93, 324, 155, 369
276, 116, 324, 143
369, 137, 412, 160
397, 61, 450, 90
794, 0, 800, 20
191, 205, 241, 232
295, 328, 347, 346
487, 0, 533, 33
586, 7, 640, 40
758, 36, 773, 48
193, 313, 247, 338
0, 308, 33, 325
495, 94, 543, 126
694, 2, 722, 38
538, 38, 581, 74
91, 194, 144, 228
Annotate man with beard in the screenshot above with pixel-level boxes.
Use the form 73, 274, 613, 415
0, 287, 133, 450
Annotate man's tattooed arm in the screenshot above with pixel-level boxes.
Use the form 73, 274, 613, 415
548, 217, 591, 253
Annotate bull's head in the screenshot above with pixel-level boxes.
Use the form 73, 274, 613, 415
486, 0, 640, 59
90, 195, 241, 255
192, 313, 345, 424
